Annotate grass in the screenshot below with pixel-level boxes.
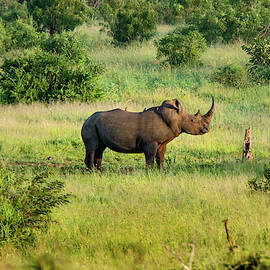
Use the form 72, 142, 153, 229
1, 24, 270, 269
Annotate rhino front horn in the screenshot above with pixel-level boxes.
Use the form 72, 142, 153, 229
204, 96, 215, 119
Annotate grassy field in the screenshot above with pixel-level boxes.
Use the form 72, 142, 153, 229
1, 25, 270, 269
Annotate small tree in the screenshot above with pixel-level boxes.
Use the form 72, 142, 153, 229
155, 28, 207, 67
27, 0, 92, 35
242, 38, 270, 84
102, 0, 157, 46
0, 167, 71, 249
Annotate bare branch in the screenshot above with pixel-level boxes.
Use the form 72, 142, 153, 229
163, 243, 195, 270
223, 218, 234, 250
188, 244, 195, 269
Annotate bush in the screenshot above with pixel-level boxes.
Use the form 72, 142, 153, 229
248, 164, 270, 193
155, 28, 207, 67
27, 0, 92, 35
39, 31, 86, 60
0, 167, 71, 249
242, 39, 270, 84
0, 32, 104, 104
211, 64, 248, 88
5, 19, 43, 51
103, 0, 157, 46
185, 0, 270, 44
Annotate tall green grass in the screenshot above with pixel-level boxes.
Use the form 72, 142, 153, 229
0, 24, 270, 269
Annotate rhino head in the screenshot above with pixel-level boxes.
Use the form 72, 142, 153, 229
159, 97, 215, 136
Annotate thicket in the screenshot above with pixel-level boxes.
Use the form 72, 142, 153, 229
100, 0, 157, 46
27, 0, 92, 35
0, 167, 71, 249
248, 164, 270, 193
211, 64, 248, 88
242, 38, 270, 84
0, 32, 104, 104
0, 0, 104, 104
155, 28, 206, 67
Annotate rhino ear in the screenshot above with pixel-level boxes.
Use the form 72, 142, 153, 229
159, 99, 182, 136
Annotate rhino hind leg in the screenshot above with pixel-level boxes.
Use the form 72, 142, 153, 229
94, 144, 106, 170
84, 148, 95, 170
83, 136, 100, 170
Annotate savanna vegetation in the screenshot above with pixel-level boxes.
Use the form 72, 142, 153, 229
1, 0, 270, 269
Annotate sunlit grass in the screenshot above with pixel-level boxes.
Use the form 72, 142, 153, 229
1, 24, 270, 269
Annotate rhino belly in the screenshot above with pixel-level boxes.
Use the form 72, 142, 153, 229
97, 127, 143, 153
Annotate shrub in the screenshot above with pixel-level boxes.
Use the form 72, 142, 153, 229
248, 164, 270, 193
27, 0, 92, 35
155, 28, 207, 67
242, 39, 270, 84
39, 31, 86, 60
0, 32, 104, 104
0, 167, 71, 249
211, 64, 248, 88
5, 19, 43, 51
103, 0, 157, 46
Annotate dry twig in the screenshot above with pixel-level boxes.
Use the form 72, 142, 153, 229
223, 218, 234, 250
164, 244, 195, 270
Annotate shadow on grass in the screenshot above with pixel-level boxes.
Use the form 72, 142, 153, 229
2, 147, 267, 178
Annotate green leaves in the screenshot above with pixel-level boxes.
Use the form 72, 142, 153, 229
155, 28, 206, 67
242, 38, 270, 83
27, 0, 92, 35
0, 32, 104, 104
0, 167, 71, 249
102, 0, 157, 46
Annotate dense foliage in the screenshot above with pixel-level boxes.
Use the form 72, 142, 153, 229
0, 32, 104, 104
211, 64, 248, 88
155, 28, 206, 67
27, 0, 92, 35
248, 164, 270, 193
242, 38, 270, 84
100, 0, 157, 46
184, 0, 270, 44
0, 167, 70, 249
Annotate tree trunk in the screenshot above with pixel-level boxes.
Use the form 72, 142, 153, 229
242, 127, 253, 160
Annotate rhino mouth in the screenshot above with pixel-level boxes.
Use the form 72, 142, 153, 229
199, 127, 209, 134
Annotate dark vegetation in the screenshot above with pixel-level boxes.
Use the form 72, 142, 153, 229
0, 166, 70, 249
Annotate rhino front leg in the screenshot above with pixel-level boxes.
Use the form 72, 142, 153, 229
143, 142, 158, 169
156, 143, 167, 169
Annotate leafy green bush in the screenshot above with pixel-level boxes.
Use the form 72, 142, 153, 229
0, 0, 29, 23
5, 19, 43, 51
0, 167, 71, 249
27, 0, 92, 35
0, 32, 104, 104
242, 39, 270, 84
155, 28, 207, 67
39, 31, 86, 60
211, 64, 248, 88
248, 164, 270, 193
102, 0, 157, 46
185, 0, 270, 44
